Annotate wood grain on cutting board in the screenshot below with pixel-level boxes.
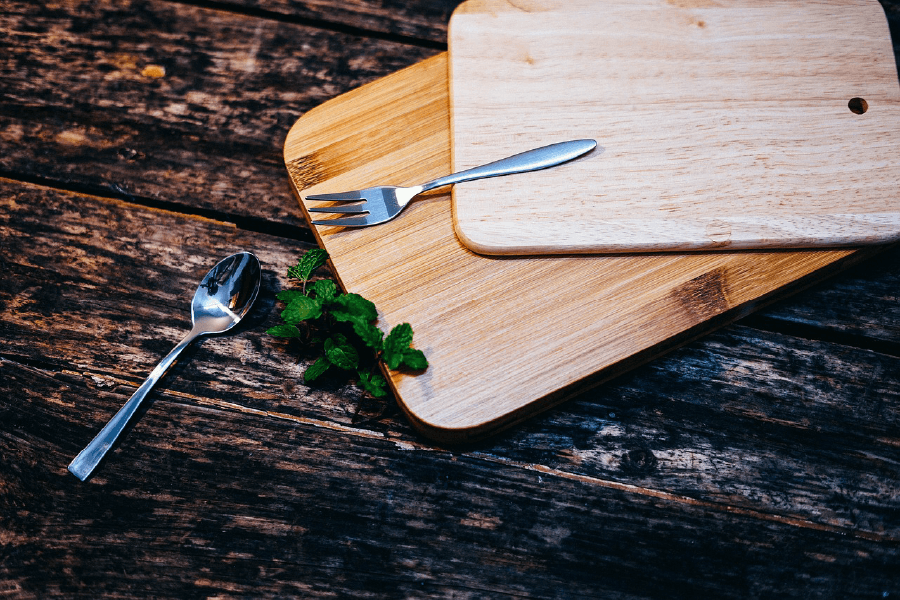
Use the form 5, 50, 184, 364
448, 0, 900, 255
285, 53, 877, 443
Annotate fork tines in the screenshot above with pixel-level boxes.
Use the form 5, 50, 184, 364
304, 191, 365, 202
305, 192, 370, 226
307, 204, 368, 215
305, 191, 368, 215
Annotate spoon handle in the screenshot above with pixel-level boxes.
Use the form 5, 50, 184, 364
68, 328, 201, 481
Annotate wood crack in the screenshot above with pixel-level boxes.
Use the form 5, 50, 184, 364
0, 172, 316, 243
163, 0, 449, 50
468, 454, 900, 544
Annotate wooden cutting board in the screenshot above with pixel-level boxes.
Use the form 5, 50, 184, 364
448, 0, 900, 255
284, 53, 879, 443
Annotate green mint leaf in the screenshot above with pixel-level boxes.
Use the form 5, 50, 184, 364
276, 289, 305, 304
324, 333, 359, 370
385, 322, 413, 350
358, 370, 389, 398
309, 279, 338, 303
332, 293, 378, 322
304, 355, 331, 383
401, 348, 428, 370
330, 309, 355, 323
331, 311, 384, 351
266, 324, 303, 338
383, 322, 413, 370
288, 248, 328, 281
382, 349, 401, 371
351, 318, 384, 351
281, 295, 322, 324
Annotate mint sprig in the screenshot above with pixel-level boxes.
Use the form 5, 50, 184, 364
383, 323, 426, 370
287, 248, 328, 285
268, 249, 427, 397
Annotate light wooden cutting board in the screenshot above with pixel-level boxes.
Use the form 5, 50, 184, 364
448, 0, 900, 255
285, 53, 879, 443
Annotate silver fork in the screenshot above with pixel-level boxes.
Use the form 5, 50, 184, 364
305, 139, 597, 227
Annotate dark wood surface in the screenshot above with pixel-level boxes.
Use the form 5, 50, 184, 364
2, 1, 899, 598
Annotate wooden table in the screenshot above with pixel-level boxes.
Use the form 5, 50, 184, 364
2, 1, 899, 597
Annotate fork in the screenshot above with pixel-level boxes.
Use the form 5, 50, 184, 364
305, 139, 597, 227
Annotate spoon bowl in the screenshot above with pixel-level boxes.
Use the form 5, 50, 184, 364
68, 251, 261, 481
192, 252, 261, 334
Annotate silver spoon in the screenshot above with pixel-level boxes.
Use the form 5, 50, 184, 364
68, 251, 262, 481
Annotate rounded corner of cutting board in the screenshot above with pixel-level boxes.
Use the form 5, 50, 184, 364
450, 214, 508, 256
400, 412, 488, 445
283, 132, 307, 171
283, 103, 322, 168
448, 0, 496, 20
397, 398, 527, 446
450, 189, 556, 256
283, 52, 450, 169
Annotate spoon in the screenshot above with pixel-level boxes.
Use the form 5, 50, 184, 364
68, 251, 262, 481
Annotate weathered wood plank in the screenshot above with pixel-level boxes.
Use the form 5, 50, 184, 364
0, 0, 436, 227
747, 244, 900, 353
1, 178, 898, 540
206, 0, 462, 44
217, 0, 900, 51
2, 357, 899, 600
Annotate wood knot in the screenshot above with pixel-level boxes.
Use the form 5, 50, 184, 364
671, 267, 732, 322
141, 64, 166, 79
620, 447, 658, 475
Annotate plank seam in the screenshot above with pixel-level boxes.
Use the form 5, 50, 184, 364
741, 314, 900, 359
473, 454, 900, 544
0, 171, 317, 244
164, 0, 449, 50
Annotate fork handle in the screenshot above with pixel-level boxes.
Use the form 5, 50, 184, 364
419, 139, 596, 193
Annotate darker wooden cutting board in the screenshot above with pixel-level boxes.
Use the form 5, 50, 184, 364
448, 0, 900, 255
285, 53, 880, 443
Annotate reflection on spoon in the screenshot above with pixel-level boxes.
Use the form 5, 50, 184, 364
68, 252, 261, 481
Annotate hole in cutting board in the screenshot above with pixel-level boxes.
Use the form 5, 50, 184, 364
848, 97, 868, 114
